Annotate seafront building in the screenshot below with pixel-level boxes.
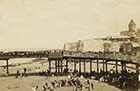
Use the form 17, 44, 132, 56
64, 19, 140, 56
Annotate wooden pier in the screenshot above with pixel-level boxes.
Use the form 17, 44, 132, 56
0, 50, 140, 76
48, 51, 140, 75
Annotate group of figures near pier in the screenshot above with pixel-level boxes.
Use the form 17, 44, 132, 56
32, 76, 94, 91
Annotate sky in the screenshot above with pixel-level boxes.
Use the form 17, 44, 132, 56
0, 0, 140, 50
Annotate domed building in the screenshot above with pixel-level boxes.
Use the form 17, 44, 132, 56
120, 19, 137, 37
64, 19, 140, 55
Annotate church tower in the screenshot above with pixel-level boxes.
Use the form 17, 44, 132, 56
128, 19, 137, 32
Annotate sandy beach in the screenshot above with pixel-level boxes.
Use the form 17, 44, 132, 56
0, 76, 122, 91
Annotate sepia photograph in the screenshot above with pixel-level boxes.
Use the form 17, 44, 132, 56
0, 0, 140, 91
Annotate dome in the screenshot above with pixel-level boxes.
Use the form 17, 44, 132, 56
128, 19, 137, 32
129, 19, 136, 26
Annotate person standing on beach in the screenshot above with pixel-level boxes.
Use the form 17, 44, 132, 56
23, 68, 27, 77
15, 70, 20, 79
87, 79, 91, 91
91, 82, 94, 90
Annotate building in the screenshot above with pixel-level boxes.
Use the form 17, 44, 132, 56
64, 40, 84, 52
120, 19, 140, 37
64, 19, 140, 55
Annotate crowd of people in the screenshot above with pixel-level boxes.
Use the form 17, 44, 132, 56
32, 76, 94, 91
94, 69, 138, 89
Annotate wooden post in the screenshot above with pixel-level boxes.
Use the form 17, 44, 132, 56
66, 61, 68, 70
48, 59, 51, 73
116, 61, 118, 73
90, 59, 92, 72
84, 59, 86, 73
79, 59, 81, 73
55, 60, 57, 73
6, 59, 9, 75
97, 59, 99, 73
103, 60, 105, 72
136, 65, 139, 74
58, 60, 60, 73
74, 60, 76, 71
105, 60, 108, 72
121, 62, 124, 72
61, 60, 63, 73
124, 63, 126, 71
136, 64, 139, 89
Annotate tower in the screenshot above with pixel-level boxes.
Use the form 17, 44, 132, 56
128, 19, 137, 32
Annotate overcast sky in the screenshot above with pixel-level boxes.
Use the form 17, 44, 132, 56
0, 0, 140, 50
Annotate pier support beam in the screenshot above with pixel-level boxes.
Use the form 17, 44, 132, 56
84, 59, 86, 73
74, 60, 76, 71
97, 59, 99, 73
55, 60, 57, 73
136, 65, 139, 74
136, 64, 139, 89
121, 62, 123, 72
121, 62, 125, 72
58, 60, 60, 73
103, 60, 105, 72
60, 60, 63, 73
90, 59, 92, 72
66, 61, 68, 70
6, 59, 9, 75
48, 59, 51, 73
116, 61, 118, 73
105, 60, 108, 72
79, 59, 81, 73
